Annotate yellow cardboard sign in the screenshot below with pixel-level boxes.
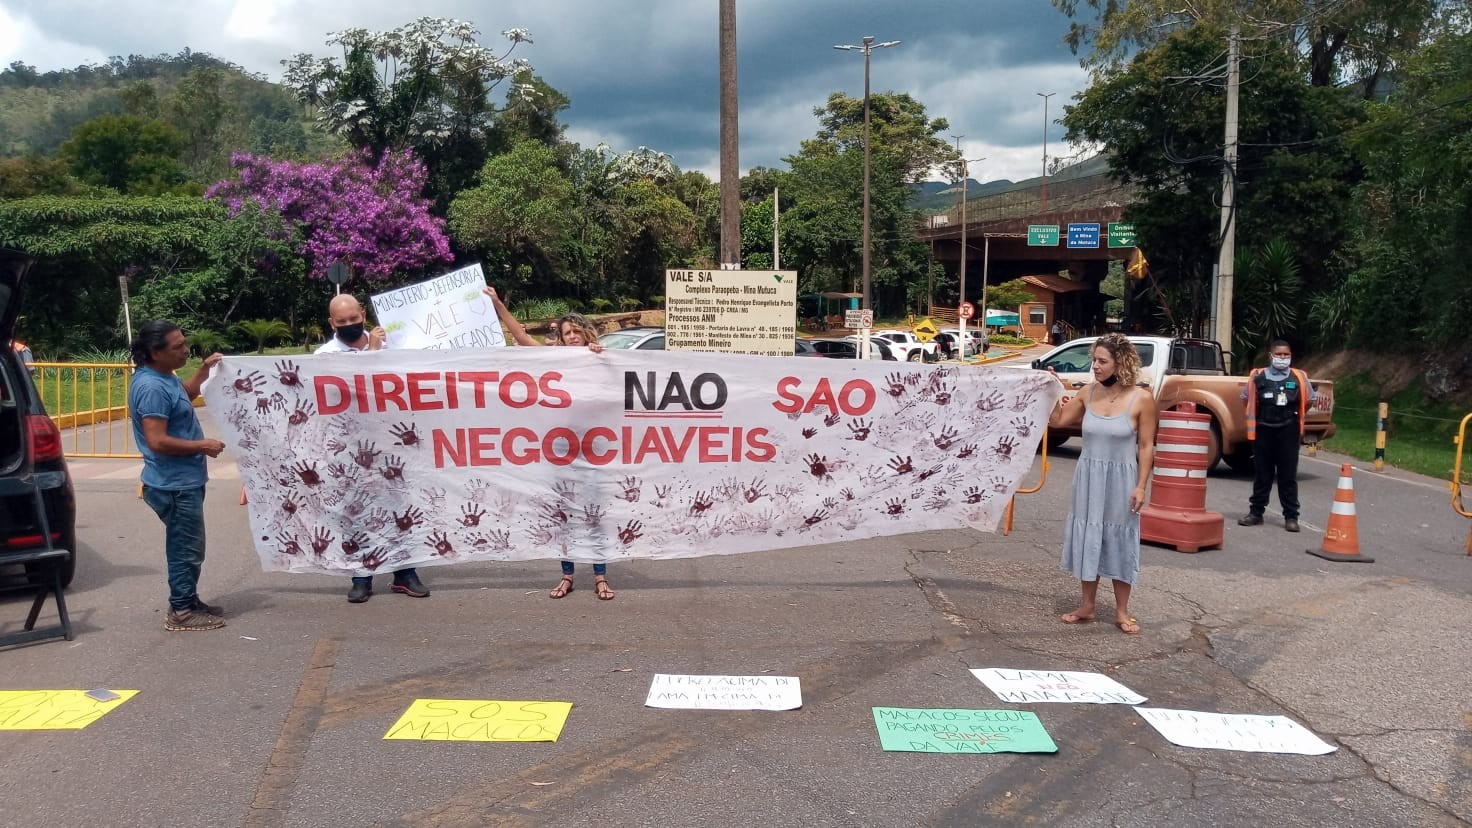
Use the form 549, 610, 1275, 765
912, 317, 939, 342
0, 690, 138, 730
383, 699, 572, 742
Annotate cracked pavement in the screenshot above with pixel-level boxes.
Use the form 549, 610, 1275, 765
1, 445, 1468, 826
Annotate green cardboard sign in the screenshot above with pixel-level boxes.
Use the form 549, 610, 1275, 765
872, 707, 1058, 754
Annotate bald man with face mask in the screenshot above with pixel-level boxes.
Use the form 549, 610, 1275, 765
315, 295, 430, 602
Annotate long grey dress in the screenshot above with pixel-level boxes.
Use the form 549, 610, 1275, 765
1060, 389, 1141, 585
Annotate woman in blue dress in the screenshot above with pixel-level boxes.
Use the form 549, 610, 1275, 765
1048, 333, 1157, 634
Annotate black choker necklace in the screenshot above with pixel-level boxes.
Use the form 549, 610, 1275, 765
1101, 375, 1119, 387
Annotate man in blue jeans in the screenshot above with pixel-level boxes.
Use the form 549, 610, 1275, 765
129, 321, 228, 631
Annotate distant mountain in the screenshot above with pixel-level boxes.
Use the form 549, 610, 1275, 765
910, 154, 1110, 212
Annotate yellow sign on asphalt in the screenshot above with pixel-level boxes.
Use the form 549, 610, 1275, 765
383, 699, 572, 742
0, 689, 139, 730
912, 317, 939, 342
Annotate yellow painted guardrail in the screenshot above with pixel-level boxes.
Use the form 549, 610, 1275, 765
30, 362, 142, 459
1002, 427, 1053, 535
1453, 413, 1471, 555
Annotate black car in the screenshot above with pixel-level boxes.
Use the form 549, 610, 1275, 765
0, 250, 76, 586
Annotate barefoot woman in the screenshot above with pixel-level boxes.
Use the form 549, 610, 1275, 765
1048, 333, 1157, 634
484, 287, 615, 601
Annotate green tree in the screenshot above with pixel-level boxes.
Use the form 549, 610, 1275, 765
986, 279, 1035, 311
0, 155, 88, 197
164, 67, 240, 181
1342, 28, 1472, 349
448, 139, 577, 289
233, 319, 293, 353
58, 114, 190, 194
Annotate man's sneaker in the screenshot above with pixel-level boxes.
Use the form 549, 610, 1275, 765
165, 609, 225, 631
1284, 518, 1301, 533
391, 573, 430, 598
347, 580, 373, 603
192, 598, 224, 617
1238, 513, 1264, 526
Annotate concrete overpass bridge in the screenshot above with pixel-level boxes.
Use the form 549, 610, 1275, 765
916, 171, 1140, 335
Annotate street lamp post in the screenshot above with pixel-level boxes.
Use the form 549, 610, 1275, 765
835, 35, 900, 312
1037, 91, 1055, 212
959, 156, 983, 355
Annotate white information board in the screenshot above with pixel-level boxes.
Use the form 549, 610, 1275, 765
1134, 708, 1337, 754
370, 263, 504, 350
970, 668, 1146, 705
664, 269, 797, 356
644, 674, 802, 710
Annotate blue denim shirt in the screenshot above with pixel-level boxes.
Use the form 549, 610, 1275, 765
130, 366, 208, 490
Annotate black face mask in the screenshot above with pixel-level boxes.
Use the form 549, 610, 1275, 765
1100, 374, 1119, 387
335, 322, 366, 344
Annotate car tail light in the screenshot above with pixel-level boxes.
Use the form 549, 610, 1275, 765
27, 414, 64, 462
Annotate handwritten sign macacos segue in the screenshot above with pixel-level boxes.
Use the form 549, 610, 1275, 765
872, 707, 1058, 754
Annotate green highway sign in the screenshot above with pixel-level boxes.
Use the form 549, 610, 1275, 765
1027, 225, 1060, 246
1107, 222, 1137, 248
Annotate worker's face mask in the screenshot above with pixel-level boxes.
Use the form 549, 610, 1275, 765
335, 322, 365, 344
1270, 356, 1291, 371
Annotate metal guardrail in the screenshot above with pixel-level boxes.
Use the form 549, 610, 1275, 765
30, 361, 141, 459
1453, 413, 1471, 555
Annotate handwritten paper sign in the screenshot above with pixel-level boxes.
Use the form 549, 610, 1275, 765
383, 699, 571, 742
1134, 708, 1337, 755
872, 707, 1058, 754
0, 690, 139, 730
970, 668, 1146, 705
204, 349, 1062, 575
370, 263, 504, 350
644, 674, 802, 710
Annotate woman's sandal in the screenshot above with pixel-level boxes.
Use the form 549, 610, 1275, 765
594, 577, 615, 601
549, 576, 574, 599
1115, 617, 1141, 635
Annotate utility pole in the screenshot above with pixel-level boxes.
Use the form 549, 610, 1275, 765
1212, 27, 1240, 347
1037, 92, 1055, 212
718, 0, 740, 269
835, 36, 900, 310
959, 157, 983, 352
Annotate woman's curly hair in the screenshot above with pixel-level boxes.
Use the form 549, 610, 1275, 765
1093, 332, 1141, 387
553, 312, 599, 346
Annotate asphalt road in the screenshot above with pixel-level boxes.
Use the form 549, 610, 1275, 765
2, 436, 1469, 827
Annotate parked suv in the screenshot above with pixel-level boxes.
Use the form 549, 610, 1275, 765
598, 326, 666, 350
0, 250, 76, 586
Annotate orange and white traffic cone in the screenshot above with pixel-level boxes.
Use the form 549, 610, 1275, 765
1306, 464, 1374, 563
239, 486, 248, 506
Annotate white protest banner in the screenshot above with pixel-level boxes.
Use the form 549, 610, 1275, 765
202, 348, 1062, 575
370, 263, 504, 350
644, 675, 801, 711
970, 668, 1146, 705
1134, 708, 1337, 755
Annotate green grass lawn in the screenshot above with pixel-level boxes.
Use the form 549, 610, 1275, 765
1320, 373, 1470, 484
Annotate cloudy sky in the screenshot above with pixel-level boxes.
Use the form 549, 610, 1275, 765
0, 0, 1094, 183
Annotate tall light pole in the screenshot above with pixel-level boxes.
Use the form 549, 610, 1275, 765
835, 35, 900, 310
1037, 91, 1055, 212
718, 0, 740, 268
959, 157, 983, 354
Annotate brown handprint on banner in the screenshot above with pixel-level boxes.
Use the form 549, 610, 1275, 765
1011, 391, 1037, 412
988, 475, 1010, 493
957, 443, 978, 459
363, 508, 391, 533
1010, 416, 1034, 438
932, 426, 959, 451
992, 435, 1019, 461
823, 411, 842, 427
274, 359, 302, 388
255, 396, 273, 415
840, 487, 856, 502
964, 487, 984, 504
352, 440, 381, 470
884, 498, 907, 516
393, 507, 425, 531
275, 531, 303, 556
887, 455, 914, 475
847, 418, 872, 441
884, 372, 907, 398
342, 492, 370, 519
361, 548, 388, 571
287, 399, 316, 427
582, 503, 605, 528
804, 453, 832, 482
327, 462, 350, 480
390, 422, 421, 448
743, 478, 767, 503
801, 427, 817, 439
230, 369, 266, 395
464, 478, 492, 503
380, 455, 406, 482
458, 503, 486, 527
341, 532, 368, 555
280, 493, 299, 515
538, 501, 571, 524
552, 481, 577, 502
802, 508, 829, 527
618, 520, 643, 545
924, 495, 953, 512
618, 475, 642, 503
424, 531, 454, 557
689, 490, 714, 515
290, 461, 321, 487
976, 390, 1005, 413
917, 464, 943, 482
325, 437, 347, 454
310, 527, 333, 555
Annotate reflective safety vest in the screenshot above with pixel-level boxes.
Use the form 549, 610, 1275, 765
1244, 367, 1309, 441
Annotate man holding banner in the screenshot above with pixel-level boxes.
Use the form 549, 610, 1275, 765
316, 294, 431, 603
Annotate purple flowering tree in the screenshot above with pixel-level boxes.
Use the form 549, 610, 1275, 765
206, 149, 452, 281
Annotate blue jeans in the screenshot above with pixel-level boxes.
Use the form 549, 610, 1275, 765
142, 485, 207, 611
561, 561, 606, 576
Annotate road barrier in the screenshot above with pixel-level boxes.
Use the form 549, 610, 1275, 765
1140, 402, 1223, 553
1306, 464, 1374, 563
1001, 428, 1053, 535
31, 362, 142, 459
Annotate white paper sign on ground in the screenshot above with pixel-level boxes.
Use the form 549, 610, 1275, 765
1134, 707, 1337, 754
644, 674, 802, 710
970, 668, 1147, 705
370, 263, 504, 350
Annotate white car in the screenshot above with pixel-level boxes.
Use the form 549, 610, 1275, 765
939, 327, 988, 357
872, 330, 939, 362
